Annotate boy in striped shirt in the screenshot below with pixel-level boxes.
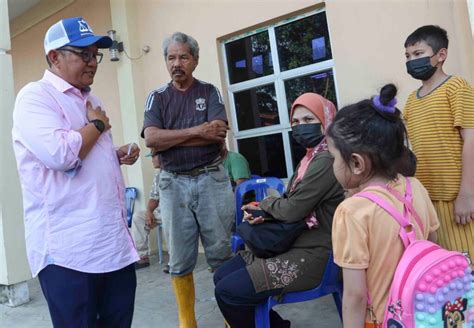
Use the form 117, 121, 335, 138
404, 25, 474, 261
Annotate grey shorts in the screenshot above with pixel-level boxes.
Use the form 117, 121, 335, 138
159, 164, 234, 276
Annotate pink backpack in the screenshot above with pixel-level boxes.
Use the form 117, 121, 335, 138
356, 177, 474, 328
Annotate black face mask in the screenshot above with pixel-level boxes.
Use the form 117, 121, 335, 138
406, 55, 437, 81
292, 123, 324, 148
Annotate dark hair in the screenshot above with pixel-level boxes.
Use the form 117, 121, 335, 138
46, 55, 52, 68
327, 84, 407, 179
395, 147, 417, 177
404, 25, 449, 53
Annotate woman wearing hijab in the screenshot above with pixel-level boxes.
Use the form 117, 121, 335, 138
214, 93, 345, 327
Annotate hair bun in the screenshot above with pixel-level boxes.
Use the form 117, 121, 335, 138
379, 84, 397, 106
372, 83, 398, 115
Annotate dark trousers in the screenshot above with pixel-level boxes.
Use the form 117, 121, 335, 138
38, 263, 136, 328
213, 255, 289, 328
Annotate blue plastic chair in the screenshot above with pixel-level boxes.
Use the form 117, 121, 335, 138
254, 253, 343, 327
125, 187, 138, 228
231, 177, 285, 253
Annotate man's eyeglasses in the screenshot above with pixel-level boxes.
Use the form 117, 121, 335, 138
58, 47, 103, 64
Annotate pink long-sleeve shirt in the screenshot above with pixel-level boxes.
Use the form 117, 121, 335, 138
12, 70, 139, 277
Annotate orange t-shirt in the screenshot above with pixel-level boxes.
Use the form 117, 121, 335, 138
332, 176, 440, 323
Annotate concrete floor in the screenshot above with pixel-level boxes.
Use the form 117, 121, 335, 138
0, 254, 342, 328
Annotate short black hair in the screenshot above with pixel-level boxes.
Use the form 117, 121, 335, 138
404, 25, 449, 52
327, 84, 407, 180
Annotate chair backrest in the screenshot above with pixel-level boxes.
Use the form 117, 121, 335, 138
235, 177, 285, 226
125, 187, 138, 228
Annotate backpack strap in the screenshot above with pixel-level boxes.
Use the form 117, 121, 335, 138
357, 178, 421, 246
358, 189, 414, 325
356, 191, 416, 247
366, 178, 424, 233
357, 177, 419, 324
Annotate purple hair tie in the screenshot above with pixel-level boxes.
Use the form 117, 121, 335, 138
372, 96, 397, 114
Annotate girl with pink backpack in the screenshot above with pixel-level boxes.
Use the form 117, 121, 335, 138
326, 84, 465, 327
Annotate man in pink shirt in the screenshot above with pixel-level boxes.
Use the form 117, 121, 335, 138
12, 17, 140, 327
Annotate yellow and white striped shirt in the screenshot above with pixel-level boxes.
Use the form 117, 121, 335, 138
404, 76, 474, 201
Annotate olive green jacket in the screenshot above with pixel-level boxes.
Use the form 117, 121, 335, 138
241, 151, 344, 293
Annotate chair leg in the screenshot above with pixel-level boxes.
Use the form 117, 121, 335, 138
332, 291, 343, 321
254, 302, 271, 328
231, 236, 245, 254
157, 224, 163, 264
237, 241, 244, 252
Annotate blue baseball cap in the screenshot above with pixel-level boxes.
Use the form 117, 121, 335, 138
44, 17, 112, 54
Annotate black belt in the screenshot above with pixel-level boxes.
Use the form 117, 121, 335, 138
174, 164, 220, 177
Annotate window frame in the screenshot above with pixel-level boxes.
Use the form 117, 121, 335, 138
220, 8, 340, 179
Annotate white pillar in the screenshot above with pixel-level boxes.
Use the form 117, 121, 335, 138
109, 0, 159, 254
0, 0, 31, 307
109, 0, 150, 206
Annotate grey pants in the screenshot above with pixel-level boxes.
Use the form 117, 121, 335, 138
131, 209, 160, 258
159, 165, 234, 276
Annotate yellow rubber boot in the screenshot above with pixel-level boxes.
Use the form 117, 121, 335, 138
171, 273, 197, 328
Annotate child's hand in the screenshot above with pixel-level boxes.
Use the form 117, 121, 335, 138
454, 193, 474, 225
145, 210, 158, 229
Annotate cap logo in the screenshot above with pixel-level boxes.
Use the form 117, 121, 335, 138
78, 19, 93, 34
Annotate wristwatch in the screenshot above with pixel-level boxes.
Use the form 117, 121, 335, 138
90, 119, 105, 133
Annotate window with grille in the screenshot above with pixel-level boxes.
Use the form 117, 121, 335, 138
221, 9, 339, 178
